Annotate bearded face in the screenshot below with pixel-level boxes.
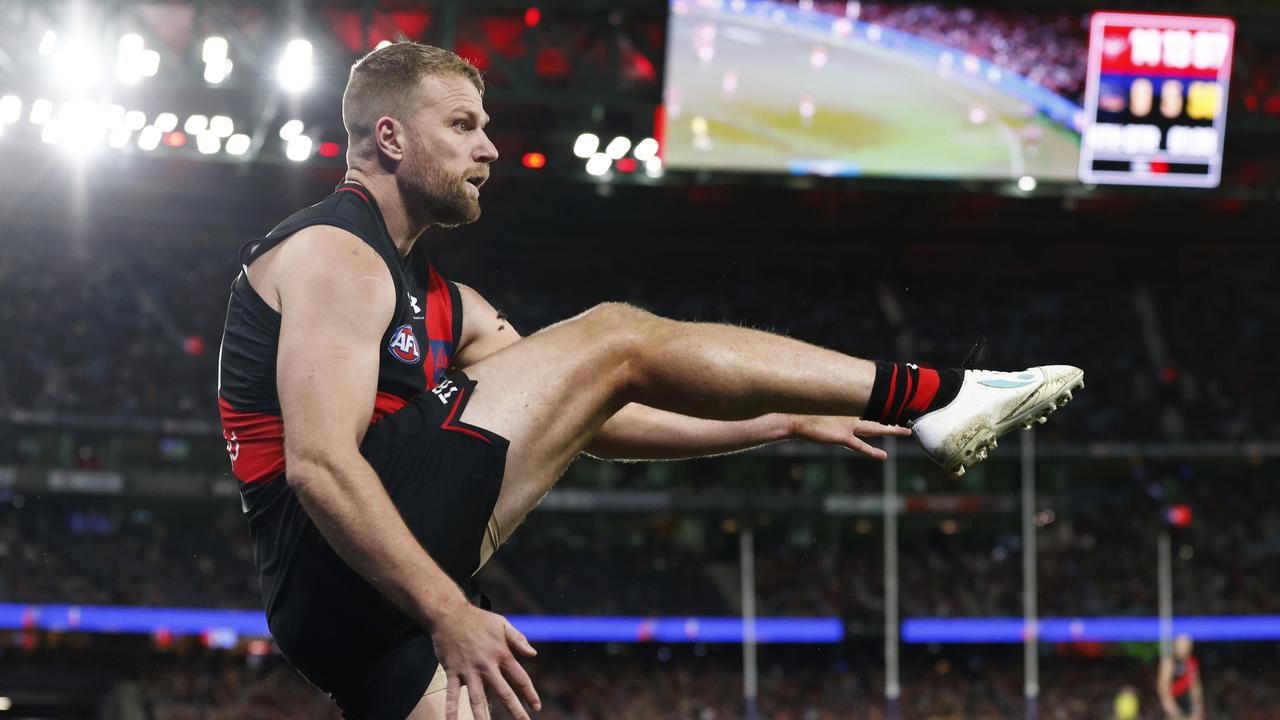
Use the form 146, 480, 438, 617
398, 132, 484, 229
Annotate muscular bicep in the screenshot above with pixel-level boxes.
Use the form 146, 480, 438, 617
275, 227, 396, 470
454, 283, 521, 368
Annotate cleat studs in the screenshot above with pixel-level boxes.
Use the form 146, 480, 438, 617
991, 439, 998, 449
1037, 415, 1048, 424
954, 465, 966, 477
977, 449, 988, 461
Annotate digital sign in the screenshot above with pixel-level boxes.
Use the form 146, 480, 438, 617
1079, 12, 1235, 188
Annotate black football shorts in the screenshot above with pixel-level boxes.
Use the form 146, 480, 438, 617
243, 369, 508, 719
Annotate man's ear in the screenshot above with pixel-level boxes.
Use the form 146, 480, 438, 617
374, 116, 405, 162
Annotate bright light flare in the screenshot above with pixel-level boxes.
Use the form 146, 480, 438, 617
203, 37, 232, 84
38, 31, 57, 56
605, 136, 631, 159
53, 43, 102, 90
0, 96, 22, 124
573, 133, 599, 158
633, 137, 660, 161
225, 133, 251, 156
116, 34, 159, 83
154, 113, 178, 132
107, 126, 132, 148
585, 153, 611, 176
196, 133, 221, 155
202, 37, 228, 64
137, 125, 162, 150
286, 134, 313, 161
279, 119, 304, 141
184, 114, 208, 134
29, 99, 53, 125
209, 115, 234, 137
277, 39, 314, 93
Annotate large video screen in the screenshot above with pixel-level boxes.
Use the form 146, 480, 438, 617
662, 0, 1093, 181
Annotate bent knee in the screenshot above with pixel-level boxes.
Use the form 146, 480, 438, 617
580, 302, 659, 346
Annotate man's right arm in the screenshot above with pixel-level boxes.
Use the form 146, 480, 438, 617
1156, 658, 1182, 719
273, 226, 470, 631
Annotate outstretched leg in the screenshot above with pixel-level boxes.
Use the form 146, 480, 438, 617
458, 302, 881, 541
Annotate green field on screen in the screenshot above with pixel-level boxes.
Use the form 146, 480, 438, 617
665, 9, 1081, 180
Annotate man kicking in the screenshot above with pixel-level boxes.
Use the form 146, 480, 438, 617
217, 42, 1083, 720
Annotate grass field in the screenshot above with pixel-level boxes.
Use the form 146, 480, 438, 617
664, 7, 1082, 180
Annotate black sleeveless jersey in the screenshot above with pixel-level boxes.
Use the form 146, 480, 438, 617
217, 182, 463, 501
1171, 656, 1198, 713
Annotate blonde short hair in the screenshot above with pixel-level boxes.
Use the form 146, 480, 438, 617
342, 42, 484, 151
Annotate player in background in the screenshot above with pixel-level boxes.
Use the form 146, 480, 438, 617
1158, 634, 1204, 720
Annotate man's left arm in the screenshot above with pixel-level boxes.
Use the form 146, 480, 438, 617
453, 284, 909, 460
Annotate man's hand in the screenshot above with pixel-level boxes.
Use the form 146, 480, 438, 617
431, 601, 541, 720
781, 414, 912, 460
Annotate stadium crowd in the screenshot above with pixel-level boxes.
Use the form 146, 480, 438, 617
2, 464, 1277, 619
112, 649, 1280, 719
801, 2, 1089, 99
2, 220, 1276, 445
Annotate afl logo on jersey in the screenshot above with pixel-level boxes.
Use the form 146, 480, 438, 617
387, 324, 422, 364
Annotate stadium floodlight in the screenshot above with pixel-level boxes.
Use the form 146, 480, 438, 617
573, 133, 599, 158
140, 49, 160, 78
286, 134, 313, 161
202, 37, 233, 84
124, 110, 147, 131
57, 100, 106, 154
184, 114, 208, 134
107, 126, 132, 148
53, 43, 101, 90
137, 125, 162, 150
102, 104, 125, 128
38, 31, 57, 56
585, 152, 612, 176
645, 156, 664, 177
204, 58, 233, 84
0, 96, 22, 124
154, 112, 178, 132
209, 115, 234, 138
278, 119, 304, 141
119, 34, 144, 56
225, 133, 251, 156
0, 697, 11, 711
29, 99, 52, 125
41, 121, 62, 145
117, 34, 145, 83
605, 136, 632, 160
203, 36, 228, 64
277, 39, 314, 93
196, 133, 221, 155
1018, 175, 1038, 193
633, 137, 659, 161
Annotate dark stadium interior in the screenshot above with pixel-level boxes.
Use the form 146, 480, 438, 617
3, 0, 1280, 718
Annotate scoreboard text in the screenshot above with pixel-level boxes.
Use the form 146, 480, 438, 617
1078, 12, 1235, 188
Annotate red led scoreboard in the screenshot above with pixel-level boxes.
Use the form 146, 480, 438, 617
1079, 12, 1235, 188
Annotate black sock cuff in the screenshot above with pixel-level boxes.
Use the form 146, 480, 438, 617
865, 361, 900, 424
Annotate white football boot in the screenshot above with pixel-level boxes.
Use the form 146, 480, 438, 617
910, 365, 1084, 475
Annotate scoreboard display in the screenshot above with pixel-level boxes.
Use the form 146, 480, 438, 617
1079, 12, 1235, 188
